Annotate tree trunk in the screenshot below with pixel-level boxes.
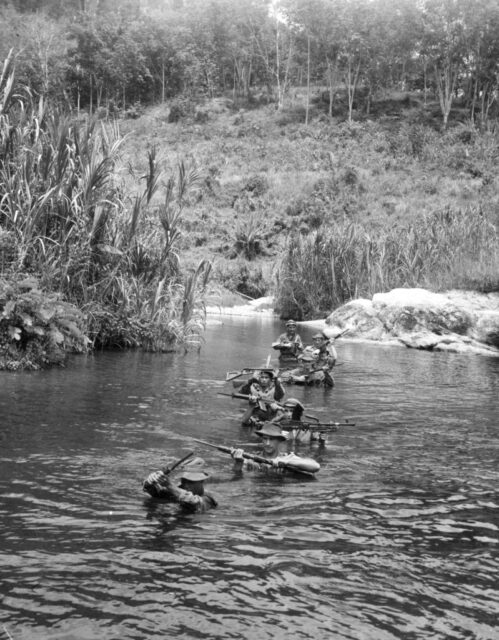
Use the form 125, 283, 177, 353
275, 20, 281, 109
305, 34, 310, 125
162, 61, 165, 103
344, 56, 361, 124
434, 62, 457, 130
326, 56, 337, 118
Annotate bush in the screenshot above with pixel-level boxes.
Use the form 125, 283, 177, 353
242, 174, 269, 196
233, 212, 270, 260
215, 261, 268, 299
0, 277, 90, 370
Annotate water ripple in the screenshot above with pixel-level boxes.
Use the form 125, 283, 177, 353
1, 330, 499, 639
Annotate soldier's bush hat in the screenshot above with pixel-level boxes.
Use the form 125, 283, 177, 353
180, 456, 210, 482
258, 367, 276, 378
285, 319, 297, 326
180, 470, 210, 482
255, 422, 287, 440
283, 398, 304, 409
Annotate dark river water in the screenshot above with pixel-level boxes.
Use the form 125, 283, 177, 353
1, 316, 499, 640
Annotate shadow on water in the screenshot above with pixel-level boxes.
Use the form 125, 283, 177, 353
1, 316, 498, 639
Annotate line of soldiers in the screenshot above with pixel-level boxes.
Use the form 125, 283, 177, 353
142, 321, 343, 514
142, 418, 317, 514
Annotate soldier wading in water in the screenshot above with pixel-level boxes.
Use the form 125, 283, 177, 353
143, 457, 217, 513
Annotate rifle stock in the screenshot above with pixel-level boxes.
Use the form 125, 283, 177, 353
191, 438, 319, 476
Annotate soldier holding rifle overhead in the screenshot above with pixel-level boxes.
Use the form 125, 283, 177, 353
143, 454, 217, 512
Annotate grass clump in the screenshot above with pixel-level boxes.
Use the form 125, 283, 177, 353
276, 207, 499, 320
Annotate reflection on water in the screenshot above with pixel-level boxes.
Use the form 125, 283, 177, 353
1, 317, 499, 640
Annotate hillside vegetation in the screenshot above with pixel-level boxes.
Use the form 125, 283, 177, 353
119, 89, 499, 318
2, 0, 499, 367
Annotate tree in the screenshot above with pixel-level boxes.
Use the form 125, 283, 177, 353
460, 0, 499, 125
421, 0, 468, 128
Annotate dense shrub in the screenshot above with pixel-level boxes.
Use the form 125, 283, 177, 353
215, 261, 268, 299
0, 278, 89, 370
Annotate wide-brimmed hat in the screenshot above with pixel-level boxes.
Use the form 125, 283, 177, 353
180, 470, 210, 482
285, 319, 297, 327
179, 456, 209, 482
312, 332, 328, 340
255, 422, 287, 440
283, 398, 304, 410
258, 367, 276, 378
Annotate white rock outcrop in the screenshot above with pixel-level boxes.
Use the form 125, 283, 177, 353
325, 288, 499, 356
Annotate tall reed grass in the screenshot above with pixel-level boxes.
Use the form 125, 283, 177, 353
276, 206, 499, 319
0, 57, 211, 360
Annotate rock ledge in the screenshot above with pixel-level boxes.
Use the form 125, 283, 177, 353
323, 288, 499, 356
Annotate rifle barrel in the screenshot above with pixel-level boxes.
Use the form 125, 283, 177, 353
218, 392, 250, 400
283, 421, 355, 430
162, 450, 194, 474
191, 438, 317, 476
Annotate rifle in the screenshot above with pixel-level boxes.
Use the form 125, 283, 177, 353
281, 419, 355, 433
331, 327, 350, 340
190, 437, 320, 477
162, 450, 194, 475
226, 367, 275, 382
218, 391, 257, 401
279, 362, 344, 375
272, 341, 299, 352
143, 451, 195, 495
217, 391, 282, 412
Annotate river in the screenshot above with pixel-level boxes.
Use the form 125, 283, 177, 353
1, 316, 498, 640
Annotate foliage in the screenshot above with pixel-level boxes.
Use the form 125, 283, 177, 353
3, 0, 499, 127
0, 276, 89, 370
215, 260, 269, 300
276, 207, 499, 319
0, 59, 212, 367
233, 211, 271, 260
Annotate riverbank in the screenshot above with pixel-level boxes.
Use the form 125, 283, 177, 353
209, 289, 499, 358
3, 90, 499, 370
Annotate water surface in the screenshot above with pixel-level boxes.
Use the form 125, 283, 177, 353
1, 317, 498, 640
